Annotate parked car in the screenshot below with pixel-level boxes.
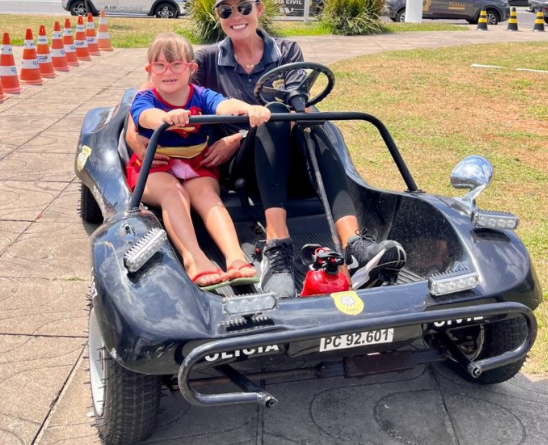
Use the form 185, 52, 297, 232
385, 0, 510, 24
61, 0, 188, 18
528, 0, 548, 22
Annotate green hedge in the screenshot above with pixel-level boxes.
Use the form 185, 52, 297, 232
321, 0, 384, 35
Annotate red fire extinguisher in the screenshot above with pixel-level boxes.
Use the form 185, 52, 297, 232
301, 246, 350, 297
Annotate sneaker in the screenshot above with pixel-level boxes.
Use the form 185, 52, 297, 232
260, 238, 296, 298
345, 230, 406, 289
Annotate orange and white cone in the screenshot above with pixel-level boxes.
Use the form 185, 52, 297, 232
97, 10, 113, 51
20, 28, 46, 86
0, 32, 25, 93
86, 13, 101, 56
0, 78, 9, 103
75, 15, 91, 61
37, 25, 58, 78
63, 19, 79, 67
51, 21, 70, 72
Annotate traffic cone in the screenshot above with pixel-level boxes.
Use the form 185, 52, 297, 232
0, 79, 9, 103
20, 28, 46, 86
37, 25, 58, 78
97, 10, 113, 51
533, 10, 545, 32
507, 7, 519, 31
86, 13, 101, 56
477, 9, 488, 31
63, 19, 79, 67
0, 32, 25, 93
51, 21, 70, 72
75, 15, 91, 61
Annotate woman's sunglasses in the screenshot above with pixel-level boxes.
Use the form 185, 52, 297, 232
146, 61, 193, 75
216, 1, 256, 19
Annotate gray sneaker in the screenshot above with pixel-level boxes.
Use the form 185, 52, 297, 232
345, 230, 407, 289
260, 238, 296, 298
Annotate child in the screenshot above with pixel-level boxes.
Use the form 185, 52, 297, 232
127, 32, 270, 290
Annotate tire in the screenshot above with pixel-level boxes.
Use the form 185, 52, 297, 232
69, 0, 86, 16
486, 9, 500, 25
80, 184, 103, 224
395, 9, 406, 22
89, 307, 162, 445
544, 17, 548, 25
154, 2, 178, 18
457, 317, 528, 385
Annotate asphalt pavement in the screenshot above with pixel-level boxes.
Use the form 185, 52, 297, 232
0, 26, 547, 445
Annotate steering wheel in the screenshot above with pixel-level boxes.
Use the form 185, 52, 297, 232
254, 62, 335, 112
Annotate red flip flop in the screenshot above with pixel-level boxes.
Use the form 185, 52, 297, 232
191, 268, 229, 291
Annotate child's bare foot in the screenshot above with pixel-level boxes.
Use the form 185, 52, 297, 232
227, 259, 257, 280
186, 255, 227, 287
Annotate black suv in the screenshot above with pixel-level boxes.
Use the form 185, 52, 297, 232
385, 0, 510, 25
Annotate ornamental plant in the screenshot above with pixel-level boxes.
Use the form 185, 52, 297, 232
321, 0, 384, 35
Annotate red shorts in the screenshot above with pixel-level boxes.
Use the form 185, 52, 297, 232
126, 150, 219, 191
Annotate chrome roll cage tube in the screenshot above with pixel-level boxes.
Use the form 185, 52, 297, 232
129, 112, 420, 210
177, 302, 536, 408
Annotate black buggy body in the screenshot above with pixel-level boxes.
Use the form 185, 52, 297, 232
75, 63, 542, 444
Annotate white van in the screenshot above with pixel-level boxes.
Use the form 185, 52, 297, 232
62, 0, 188, 18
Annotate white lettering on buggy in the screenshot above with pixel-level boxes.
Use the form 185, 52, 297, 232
433, 316, 484, 327
205, 345, 280, 362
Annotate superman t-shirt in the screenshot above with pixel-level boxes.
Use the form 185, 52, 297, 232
130, 84, 226, 158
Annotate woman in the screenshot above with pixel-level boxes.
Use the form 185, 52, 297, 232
127, 0, 406, 297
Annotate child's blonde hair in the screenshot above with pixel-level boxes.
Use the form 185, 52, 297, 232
147, 32, 194, 64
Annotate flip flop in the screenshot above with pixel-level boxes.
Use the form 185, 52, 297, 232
227, 263, 260, 287
192, 269, 230, 291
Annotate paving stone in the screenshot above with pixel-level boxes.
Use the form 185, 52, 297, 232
0, 181, 66, 221
0, 220, 30, 252
0, 152, 76, 182
0, 335, 83, 444
0, 221, 89, 280
0, 277, 87, 336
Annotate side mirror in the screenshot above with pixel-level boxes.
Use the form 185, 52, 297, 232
450, 155, 493, 204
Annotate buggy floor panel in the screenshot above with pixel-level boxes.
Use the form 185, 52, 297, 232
194, 212, 421, 297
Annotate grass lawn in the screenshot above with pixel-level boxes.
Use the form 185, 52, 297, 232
0, 15, 465, 46
319, 42, 547, 374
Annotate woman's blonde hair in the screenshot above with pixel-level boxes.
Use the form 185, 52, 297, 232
147, 32, 194, 64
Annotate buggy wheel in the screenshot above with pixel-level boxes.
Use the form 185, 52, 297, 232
89, 307, 161, 445
453, 317, 528, 384
80, 184, 103, 224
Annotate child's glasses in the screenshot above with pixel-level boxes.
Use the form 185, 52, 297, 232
147, 61, 192, 75
216, 1, 256, 19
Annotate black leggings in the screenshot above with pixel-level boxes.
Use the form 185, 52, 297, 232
253, 103, 356, 221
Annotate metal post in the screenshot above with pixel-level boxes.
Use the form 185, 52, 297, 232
303, 0, 310, 23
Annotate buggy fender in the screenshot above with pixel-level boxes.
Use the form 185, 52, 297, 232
75, 89, 136, 219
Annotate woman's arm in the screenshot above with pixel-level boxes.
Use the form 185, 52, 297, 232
199, 132, 243, 168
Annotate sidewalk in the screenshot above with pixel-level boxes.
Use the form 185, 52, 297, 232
0, 27, 547, 445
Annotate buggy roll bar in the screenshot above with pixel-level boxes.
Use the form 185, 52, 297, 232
129, 112, 419, 210
177, 302, 536, 408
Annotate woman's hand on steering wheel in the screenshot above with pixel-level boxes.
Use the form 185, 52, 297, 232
200, 133, 241, 168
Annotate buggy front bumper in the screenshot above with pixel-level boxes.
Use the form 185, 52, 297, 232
178, 302, 536, 408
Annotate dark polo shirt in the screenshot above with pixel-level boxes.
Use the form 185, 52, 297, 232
194, 29, 304, 136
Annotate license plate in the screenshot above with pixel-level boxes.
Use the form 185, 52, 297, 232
319, 329, 394, 352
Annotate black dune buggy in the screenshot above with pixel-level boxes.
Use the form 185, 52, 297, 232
74, 62, 542, 445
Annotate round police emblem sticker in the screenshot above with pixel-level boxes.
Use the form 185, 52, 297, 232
331, 291, 364, 315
